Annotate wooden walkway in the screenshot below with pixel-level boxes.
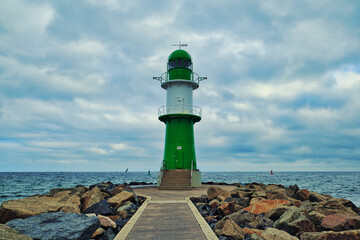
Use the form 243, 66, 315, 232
113, 185, 235, 240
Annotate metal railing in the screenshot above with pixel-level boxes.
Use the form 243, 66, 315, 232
153, 72, 207, 85
158, 105, 202, 117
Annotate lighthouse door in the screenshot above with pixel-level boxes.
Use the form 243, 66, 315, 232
175, 150, 184, 168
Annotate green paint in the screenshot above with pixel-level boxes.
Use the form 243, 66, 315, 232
159, 114, 200, 170
168, 49, 192, 80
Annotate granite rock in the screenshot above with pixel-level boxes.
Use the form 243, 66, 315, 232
243, 199, 291, 215
81, 186, 104, 212
207, 186, 231, 200
5, 212, 100, 240
320, 214, 360, 231
108, 191, 135, 208
314, 198, 359, 216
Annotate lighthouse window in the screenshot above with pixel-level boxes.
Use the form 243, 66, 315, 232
168, 59, 192, 70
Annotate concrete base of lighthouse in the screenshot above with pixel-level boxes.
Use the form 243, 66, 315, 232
157, 170, 202, 188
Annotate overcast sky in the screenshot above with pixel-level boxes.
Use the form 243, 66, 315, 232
0, 0, 359, 172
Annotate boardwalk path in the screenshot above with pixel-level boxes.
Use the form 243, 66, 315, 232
114, 185, 235, 240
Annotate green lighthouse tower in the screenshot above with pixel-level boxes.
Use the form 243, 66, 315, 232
154, 45, 206, 189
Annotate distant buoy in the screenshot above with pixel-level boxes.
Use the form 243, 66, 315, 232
270, 170, 273, 175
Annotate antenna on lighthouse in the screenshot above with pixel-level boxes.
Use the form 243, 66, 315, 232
172, 42, 187, 49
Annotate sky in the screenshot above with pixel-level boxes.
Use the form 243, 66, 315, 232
0, 0, 359, 172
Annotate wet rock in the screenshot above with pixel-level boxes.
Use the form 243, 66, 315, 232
108, 191, 135, 209
243, 199, 291, 215
81, 186, 104, 212
320, 214, 360, 231
98, 215, 117, 229
274, 206, 316, 235
294, 189, 311, 201
217, 201, 235, 216
261, 227, 298, 240
5, 212, 100, 240
300, 229, 360, 240
83, 200, 115, 216
0, 224, 32, 240
314, 198, 359, 216
0, 189, 81, 223
207, 186, 231, 200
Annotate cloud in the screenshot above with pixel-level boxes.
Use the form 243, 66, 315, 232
0, 0, 360, 171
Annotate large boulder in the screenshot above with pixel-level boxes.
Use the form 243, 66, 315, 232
81, 186, 104, 212
243, 199, 291, 215
309, 192, 332, 202
300, 229, 360, 240
215, 218, 244, 239
266, 188, 289, 200
265, 206, 289, 221
83, 200, 115, 216
0, 189, 82, 223
0, 224, 32, 240
5, 212, 100, 240
217, 201, 235, 216
274, 206, 316, 235
261, 227, 298, 240
294, 189, 311, 201
108, 191, 135, 208
314, 198, 359, 216
320, 214, 360, 231
207, 186, 231, 200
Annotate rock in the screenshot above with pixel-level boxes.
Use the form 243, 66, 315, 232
209, 199, 220, 208
227, 210, 256, 228
217, 201, 235, 216
300, 200, 314, 213
0, 224, 33, 240
294, 189, 311, 201
261, 228, 299, 240
91, 227, 105, 239
250, 197, 267, 205
243, 199, 291, 215
265, 206, 289, 221
274, 206, 316, 235
233, 197, 251, 208
5, 212, 100, 240
111, 184, 125, 196
320, 214, 360, 231
309, 192, 332, 202
252, 190, 267, 198
287, 185, 299, 198
81, 186, 104, 212
314, 198, 359, 216
207, 186, 231, 200
115, 218, 128, 228
117, 209, 128, 219
249, 233, 266, 240
83, 200, 115, 216
98, 228, 116, 240
243, 227, 264, 236
300, 229, 360, 240
308, 211, 325, 227
235, 190, 253, 198
98, 215, 117, 229
0, 189, 81, 223
205, 216, 216, 222
247, 215, 274, 229
234, 204, 242, 212
221, 219, 245, 240
108, 215, 120, 222
287, 197, 301, 207
108, 191, 135, 208
266, 188, 289, 200
117, 202, 136, 213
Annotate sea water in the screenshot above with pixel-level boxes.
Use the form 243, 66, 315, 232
0, 172, 359, 206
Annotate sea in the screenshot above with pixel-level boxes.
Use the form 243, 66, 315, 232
0, 172, 359, 206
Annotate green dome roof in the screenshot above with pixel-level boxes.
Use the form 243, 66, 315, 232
168, 49, 192, 62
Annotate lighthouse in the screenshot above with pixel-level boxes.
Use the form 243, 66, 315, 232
154, 44, 206, 189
